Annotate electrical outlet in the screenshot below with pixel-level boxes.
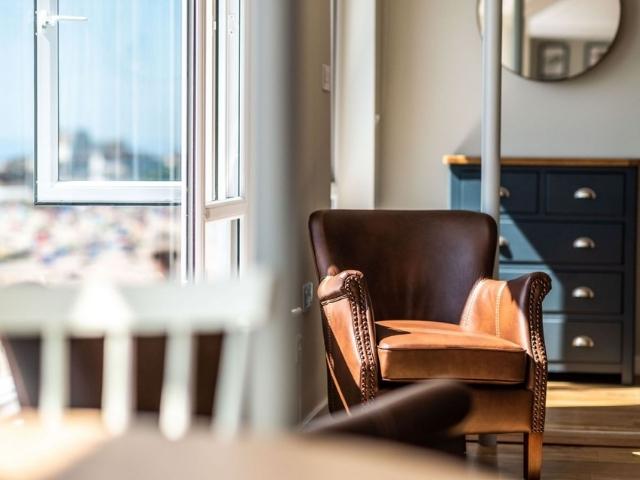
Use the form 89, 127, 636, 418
302, 282, 314, 311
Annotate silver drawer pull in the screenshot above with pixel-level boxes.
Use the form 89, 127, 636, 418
571, 335, 595, 348
572, 286, 595, 299
498, 236, 509, 247
573, 237, 596, 249
574, 187, 597, 200
499, 186, 511, 199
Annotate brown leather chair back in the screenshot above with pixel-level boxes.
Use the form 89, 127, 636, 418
309, 210, 497, 324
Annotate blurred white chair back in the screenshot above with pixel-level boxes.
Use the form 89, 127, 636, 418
0, 272, 274, 439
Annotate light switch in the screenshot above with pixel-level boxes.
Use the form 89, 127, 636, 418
322, 64, 331, 93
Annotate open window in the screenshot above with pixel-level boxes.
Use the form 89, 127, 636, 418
31, 0, 246, 278
203, 0, 247, 279
34, 0, 184, 204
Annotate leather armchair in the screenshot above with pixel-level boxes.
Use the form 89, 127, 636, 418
309, 210, 551, 480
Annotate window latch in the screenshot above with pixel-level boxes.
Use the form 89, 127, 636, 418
36, 10, 88, 34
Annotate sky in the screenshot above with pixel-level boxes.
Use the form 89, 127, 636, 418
0, 0, 182, 162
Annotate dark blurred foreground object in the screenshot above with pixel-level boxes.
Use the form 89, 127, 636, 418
304, 381, 470, 454
309, 210, 552, 480
0, 412, 500, 479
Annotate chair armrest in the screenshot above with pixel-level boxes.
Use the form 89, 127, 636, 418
460, 272, 551, 433
460, 272, 551, 356
303, 380, 471, 452
318, 270, 379, 411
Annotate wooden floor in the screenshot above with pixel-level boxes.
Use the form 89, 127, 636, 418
465, 381, 640, 479
467, 442, 640, 479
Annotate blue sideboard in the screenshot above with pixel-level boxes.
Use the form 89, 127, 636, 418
447, 158, 636, 384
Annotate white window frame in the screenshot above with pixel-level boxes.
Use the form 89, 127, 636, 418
199, 0, 250, 278
32, 0, 247, 277
34, 0, 182, 205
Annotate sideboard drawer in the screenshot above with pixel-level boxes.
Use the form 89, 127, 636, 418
499, 222, 623, 264
546, 172, 625, 217
458, 171, 538, 213
450, 162, 636, 383
545, 320, 621, 364
500, 269, 622, 315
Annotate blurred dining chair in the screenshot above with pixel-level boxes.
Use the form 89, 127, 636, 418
0, 272, 274, 439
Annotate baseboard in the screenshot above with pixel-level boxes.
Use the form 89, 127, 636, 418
301, 398, 328, 427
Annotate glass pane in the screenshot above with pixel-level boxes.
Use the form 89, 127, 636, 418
224, 0, 241, 199
214, 0, 241, 200
205, 218, 240, 279
57, 0, 181, 182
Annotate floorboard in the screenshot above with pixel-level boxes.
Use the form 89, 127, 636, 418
465, 381, 640, 478
466, 443, 640, 479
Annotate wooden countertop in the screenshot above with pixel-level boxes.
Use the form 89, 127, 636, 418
443, 155, 640, 167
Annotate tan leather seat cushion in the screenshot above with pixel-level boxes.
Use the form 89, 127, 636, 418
376, 320, 527, 384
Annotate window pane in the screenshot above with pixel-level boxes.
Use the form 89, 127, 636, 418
214, 0, 241, 200
205, 218, 240, 279
57, 0, 181, 182
0, 3, 32, 196
0, 1, 182, 284
224, 1, 240, 199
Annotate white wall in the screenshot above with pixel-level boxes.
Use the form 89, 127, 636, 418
378, 0, 640, 209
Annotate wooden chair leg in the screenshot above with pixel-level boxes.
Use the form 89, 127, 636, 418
523, 432, 543, 480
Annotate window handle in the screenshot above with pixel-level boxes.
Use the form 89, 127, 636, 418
37, 10, 88, 33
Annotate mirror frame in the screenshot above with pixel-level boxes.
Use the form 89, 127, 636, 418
476, 0, 623, 82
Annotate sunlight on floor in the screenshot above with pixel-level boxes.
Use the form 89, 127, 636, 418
547, 382, 640, 408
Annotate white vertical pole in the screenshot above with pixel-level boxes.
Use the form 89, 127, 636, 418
481, 0, 502, 270
480, 0, 502, 449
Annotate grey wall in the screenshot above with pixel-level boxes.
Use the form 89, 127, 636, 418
292, 0, 332, 420
378, 0, 640, 210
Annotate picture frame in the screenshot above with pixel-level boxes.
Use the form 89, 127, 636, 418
536, 41, 570, 80
584, 42, 610, 68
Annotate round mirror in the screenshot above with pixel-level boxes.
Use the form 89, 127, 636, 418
477, 0, 621, 81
